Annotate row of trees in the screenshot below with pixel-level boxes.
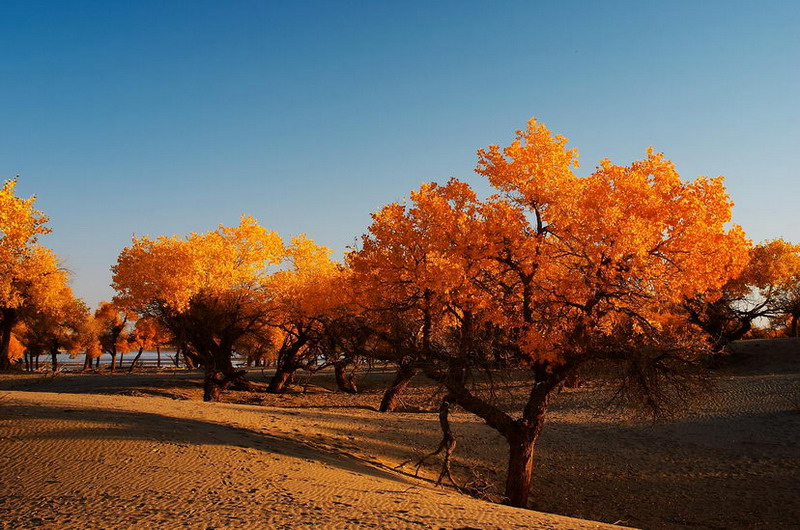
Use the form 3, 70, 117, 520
108, 120, 800, 506
111, 222, 344, 400
3, 120, 799, 507
0, 179, 175, 373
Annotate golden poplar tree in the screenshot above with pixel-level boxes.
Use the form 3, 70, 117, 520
0, 178, 73, 369
112, 215, 285, 400
351, 119, 750, 507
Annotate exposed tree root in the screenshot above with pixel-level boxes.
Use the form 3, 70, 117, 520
397, 395, 460, 491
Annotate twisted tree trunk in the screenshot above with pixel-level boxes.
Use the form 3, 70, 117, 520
379, 362, 418, 412
419, 359, 564, 508
128, 347, 145, 372
334, 360, 358, 393
267, 336, 308, 393
201, 345, 254, 401
268, 365, 296, 393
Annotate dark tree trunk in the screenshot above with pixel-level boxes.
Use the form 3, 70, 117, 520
503, 422, 540, 507
202, 348, 226, 401
334, 361, 358, 393
200, 346, 252, 401
267, 337, 308, 393
95, 356, 100, 369
0, 309, 17, 370
50, 347, 59, 372
419, 358, 560, 509
791, 313, 799, 338
170, 348, 180, 368
379, 363, 418, 412
684, 300, 754, 354
184, 350, 196, 369
109, 351, 117, 374
156, 346, 161, 368
128, 347, 144, 372
202, 369, 251, 400
268, 365, 296, 393
24, 351, 30, 372
563, 372, 583, 388
500, 366, 555, 508
83, 352, 93, 371
227, 369, 256, 391
203, 368, 223, 401
118, 353, 125, 369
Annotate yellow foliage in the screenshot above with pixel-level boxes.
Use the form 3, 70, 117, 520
0, 178, 65, 313
112, 216, 344, 371
113, 215, 284, 311
743, 239, 800, 291
352, 118, 750, 366
269, 234, 341, 317
0, 177, 50, 252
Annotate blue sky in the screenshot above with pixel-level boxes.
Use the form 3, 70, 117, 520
1, 1, 798, 308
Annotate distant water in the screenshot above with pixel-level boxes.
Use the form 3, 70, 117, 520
20, 350, 248, 371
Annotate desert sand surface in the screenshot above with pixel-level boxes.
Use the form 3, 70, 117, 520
1, 339, 799, 529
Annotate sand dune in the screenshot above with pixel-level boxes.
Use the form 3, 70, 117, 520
1, 338, 799, 529
0, 391, 618, 529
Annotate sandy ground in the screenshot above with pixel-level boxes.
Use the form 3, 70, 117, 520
1, 338, 799, 529
0, 394, 617, 530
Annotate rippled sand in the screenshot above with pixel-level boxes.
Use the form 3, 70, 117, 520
1, 338, 798, 529
0, 392, 615, 529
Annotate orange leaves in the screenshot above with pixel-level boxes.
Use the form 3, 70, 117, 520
743, 239, 800, 291
349, 179, 489, 320
0, 177, 89, 364
476, 119, 579, 211
7, 334, 24, 361
479, 123, 749, 307
113, 215, 284, 311
0, 179, 66, 308
112, 215, 345, 359
0, 177, 50, 253
269, 234, 342, 319
351, 118, 751, 367
92, 301, 134, 355
486, 123, 750, 361
0, 178, 71, 314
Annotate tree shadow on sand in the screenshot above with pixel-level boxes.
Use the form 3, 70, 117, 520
2, 400, 406, 484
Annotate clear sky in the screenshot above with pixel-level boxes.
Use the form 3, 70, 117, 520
1, 1, 798, 308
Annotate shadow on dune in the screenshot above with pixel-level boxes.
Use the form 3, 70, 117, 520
2, 400, 407, 484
